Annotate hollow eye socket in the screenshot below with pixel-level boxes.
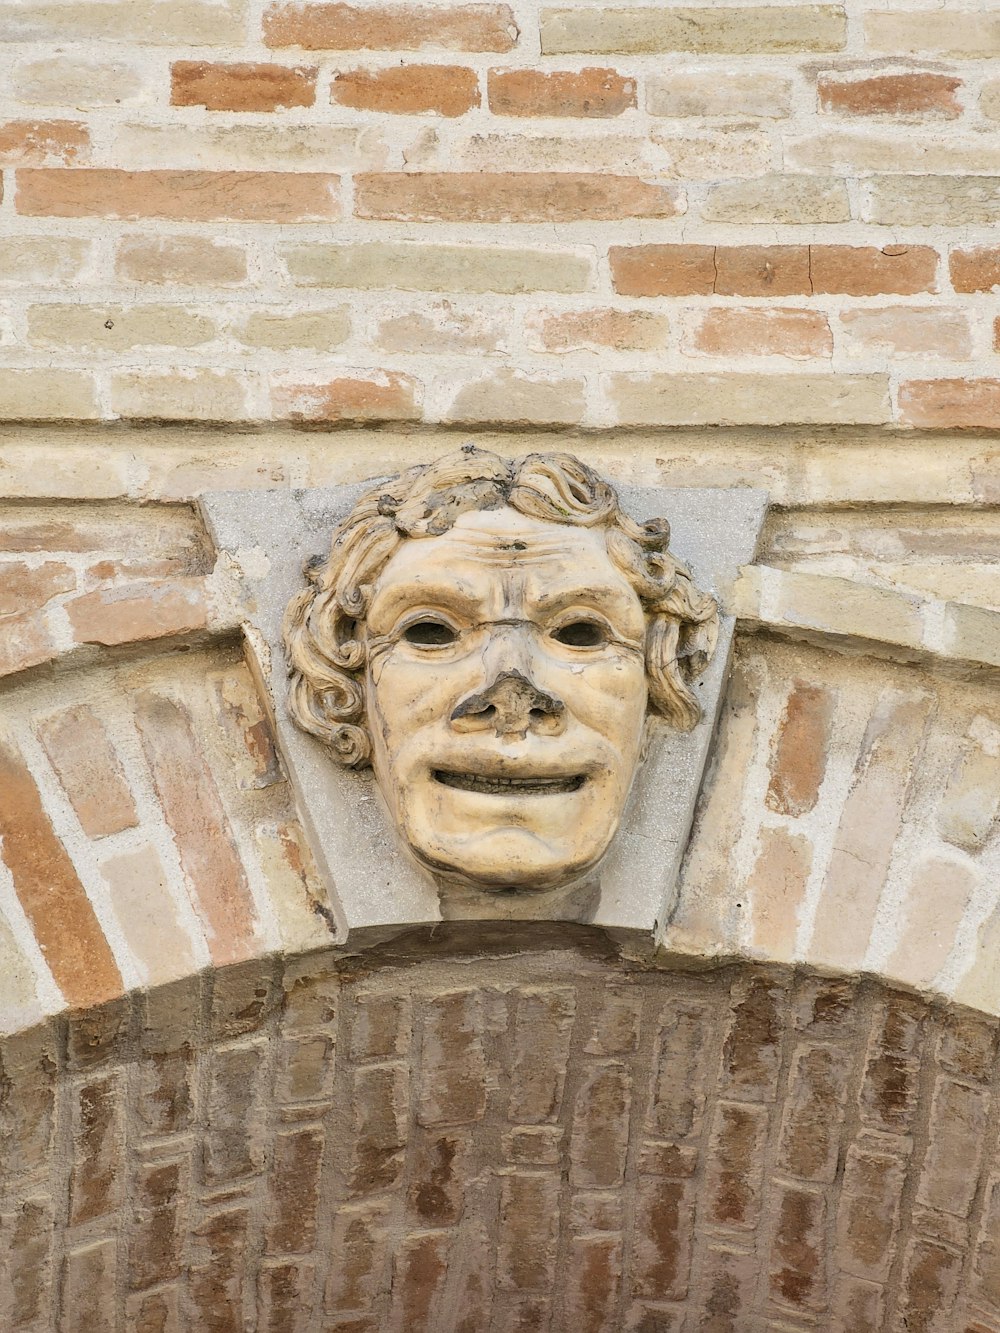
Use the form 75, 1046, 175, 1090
553, 620, 607, 649
403, 620, 458, 647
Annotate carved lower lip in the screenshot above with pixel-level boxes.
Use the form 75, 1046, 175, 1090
432, 770, 586, 796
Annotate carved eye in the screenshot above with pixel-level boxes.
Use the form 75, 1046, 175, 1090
553, 620, 607, 649
403, 620, 458, 647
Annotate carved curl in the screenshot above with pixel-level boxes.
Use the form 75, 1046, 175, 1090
282, 447, 719, 767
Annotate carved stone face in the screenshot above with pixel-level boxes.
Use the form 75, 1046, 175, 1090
363, 507, 649, 890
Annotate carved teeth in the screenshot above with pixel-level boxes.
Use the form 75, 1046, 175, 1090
433, 770, 585, 795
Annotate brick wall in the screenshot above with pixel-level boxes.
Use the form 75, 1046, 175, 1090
3, 946, 1000, 1332
2, 0, 1000, 427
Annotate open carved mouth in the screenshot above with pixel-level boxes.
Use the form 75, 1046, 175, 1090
433, 770, 586, 796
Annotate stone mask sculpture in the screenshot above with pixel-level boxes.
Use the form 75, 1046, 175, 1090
283, 448, 719, 895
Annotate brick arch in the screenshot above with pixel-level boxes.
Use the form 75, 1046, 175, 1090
1, 939, 998, 1331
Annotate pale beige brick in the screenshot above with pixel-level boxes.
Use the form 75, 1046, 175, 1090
788, 132, 1000, 175
655, 131, 772, 179
442, 131, 659, 173
281, 242, 592, 294
376, 303, 506, 354
610, 373, 889, 426
748, 826, 812, 962
886, 856, 978, 989
525, 308, 669, 354
443, 369, 585, 425
28, 304, 216, 351
0, 0, 248, 44
865, 11, 1000, 59
937, 734, 1000, 851
233, 309, 350, 351
0, 370, 98, 419
109, 370, 250, 421
942, 601, 1000, 668
12, 56, 152, 106
735, 567, 924, 649
866, 176, 1000, 225
112, 123, 386, 171
647, 72, 792, 118
839, 308, 973, 360
703, 174, 850, 223
0, 237, 91, 286
541, 5, 846, 55
116, 234, 247, 286
101, 846, 199, 985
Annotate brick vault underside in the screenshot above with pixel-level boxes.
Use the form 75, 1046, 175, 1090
2, 931, 999, 1333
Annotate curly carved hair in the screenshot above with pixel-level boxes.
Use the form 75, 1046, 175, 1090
283, 447, 719, 768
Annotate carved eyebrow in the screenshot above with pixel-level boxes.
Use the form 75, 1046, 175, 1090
367, 581, 486, 624
529, 584, 643, 623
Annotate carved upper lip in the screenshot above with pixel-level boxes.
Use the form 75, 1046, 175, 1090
432, 769, 586, 795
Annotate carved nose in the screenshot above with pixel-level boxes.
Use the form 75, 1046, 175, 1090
450, 670, 564, 739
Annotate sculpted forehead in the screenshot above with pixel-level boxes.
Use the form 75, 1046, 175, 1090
367, 508, 646, 630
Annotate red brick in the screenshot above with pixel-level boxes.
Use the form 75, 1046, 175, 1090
349, 1064, 408, 1195
831, 1274, 883, 1332
0, 119, 89, 165
264, 2, 519, 51
69, 1074, 125, 1224
696, 1247, 757, 1332
721, 975, 785, 1101
901, 378, 1000, 429
259, 1261, 315, 1332
632, 1176, 693, 1301
973, 1176, 1000, 1309
325, 1204, 390, 1311
407, 1127, 473, 1225
171, 61, 317, 110
951, 247, 1000, 292
569, 1063, 631, 1187
688, 307, 832, 359
267, 1127, 325, 1254
17, 169, 340, 222
489, 67, 636, 117
130, 1157, 186, 1287
898, 1239, 963, 1333
647, 1002, 716, 1137
769, 1185, 826, 1311
936, 1012, 998, 1083
584, 987, 642, 1055
354, 172, 680, 221
0, 607, 57, 678
66, 577, 209, 647
351, 992, 411, 1061
717, 245, 812, 297
811, 244, 938, 295
767, 681, 835, 816
837, 1136, 908, 1282
36, 704, 139, 838
8, 1198, 53, 1328
778, 1044, 852, 1182
611, 243, 716, 297
190, 1207, 250, 1333
271, 372, 419, 422
61, 1239, 117, 1333
0, 558, 74, 615
704, 1101, 768, 1228
417, 989, 487, 1126
203, 1043, 266, 1183
275, 1033, 336, 1105
917, 1078, 989, 1218
564, 1235, 623, 1332
0, 736, 122, 1008
508, 986, 575, 1123
332, 64, 479, 115
819, 72, 961, 118
497, 1172, 560, 1291
134, 691, 261, 966
388, 1231, 449, 1330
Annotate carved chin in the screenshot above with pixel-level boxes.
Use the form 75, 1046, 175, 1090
395, 776, 621, 892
